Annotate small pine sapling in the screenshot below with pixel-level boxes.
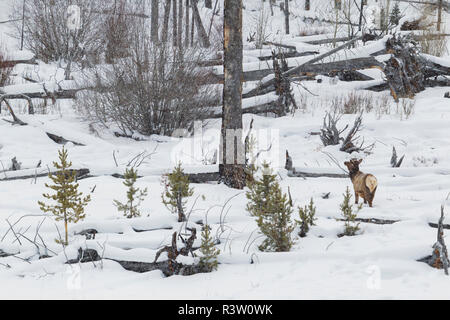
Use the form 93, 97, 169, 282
390, 2, 402, 26
296, 198, 317, 238
198, 222, 220, 272
38, 147, 91, 245
340, 187, 362, 236
114, 167, 148, 219
162, 163, 194, 222
246, 162, 295, 252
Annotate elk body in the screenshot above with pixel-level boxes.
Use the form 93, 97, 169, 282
344, 159, 378, 207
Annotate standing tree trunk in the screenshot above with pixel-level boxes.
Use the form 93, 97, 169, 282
162, 0, 172, 43
178, 0, 183, 48
358, 0, 365, 31
437, 0, 443, 31
173, 0, 178, 46
185, 0, 190, 47
151, 0, 160, 42
284, 0, 290, 35
220, 0, 245, 190
205, 0, 212, 8
192, 0, 211, 47
305, 0, 310, 11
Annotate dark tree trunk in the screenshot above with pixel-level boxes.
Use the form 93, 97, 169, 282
173, 0, 178, 46
284, 0, 290, 35
151, 0, 160, 42
358, 0, 365, 31
220, 0, 245, 189
192, 0, 211, 47
305, 0, 310, 11
185, 0, 190, 47
178, 0, 183, 48
162, 0, 171, 43
205, 0, 212, 8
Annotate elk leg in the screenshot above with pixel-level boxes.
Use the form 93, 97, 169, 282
355, 193, 359, 204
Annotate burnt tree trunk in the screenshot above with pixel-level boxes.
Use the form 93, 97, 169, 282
220, 0, 245, 190
284, 0, 290, 35
151, 0, 160, 42
173, 0, 178, 47
178, 0, 183, 48
192, 0, 211, 47
162, 0, 172, 43
305, 0, 310, 11
205, 0, 212, 8
185, 0, 190, 47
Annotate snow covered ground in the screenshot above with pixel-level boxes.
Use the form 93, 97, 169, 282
0, 0, 449, 300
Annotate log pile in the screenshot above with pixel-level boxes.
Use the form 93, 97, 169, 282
383, 35, 425, 101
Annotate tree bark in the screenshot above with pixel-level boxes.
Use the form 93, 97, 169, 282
305, 0, 310, 11
162, 0, 171, 43
151, 0, 159, 42
220, 0, 245, 189
284, 0, 290, 35
192, 0, 211, 47
205, 0, 212, 8
173, 0, 178, 46
185, 0, 190, 47
178, 0, 183, 48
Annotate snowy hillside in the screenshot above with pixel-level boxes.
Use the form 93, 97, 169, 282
0, 0, 449, 300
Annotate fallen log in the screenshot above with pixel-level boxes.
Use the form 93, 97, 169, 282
46, 133, 85, 146
243, 36, 366, 98
0, 58, 38, 69
288, 171, 348, 179
187, 172, 221, 183
0, 168, 90, 182
333, 217, 400, 225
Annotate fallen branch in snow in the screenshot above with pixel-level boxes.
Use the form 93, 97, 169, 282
1, 97, 27, 125
68, 229, 204, 276
46, 133, 85, 146
332, 217, 400, 225
285, 149, 348, 179
0, 168, 90, 182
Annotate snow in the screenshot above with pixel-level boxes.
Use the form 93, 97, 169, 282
0, 0, 449, 300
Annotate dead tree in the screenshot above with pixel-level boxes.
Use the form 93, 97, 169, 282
340, 114, 374, 154
305, 0, 310, 11
151, 0, 159, 42
178, 0, 183, 48
384, 35, 425, 102
173, 0, 178, 47
273, 51, 297, 116
390, 146, 405, 168
283, 0, 290, 35
185, 0, 190, 47
192, 0, 211, 47
205, 0, 212, 8
162, 0, 172, 43
320, 110, 347, 147
220, 0, 245, 189
428, 206, 449, 275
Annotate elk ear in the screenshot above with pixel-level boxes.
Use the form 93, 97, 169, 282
358, 159, 363, 164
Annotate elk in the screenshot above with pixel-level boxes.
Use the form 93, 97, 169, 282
344, 159, 378, 207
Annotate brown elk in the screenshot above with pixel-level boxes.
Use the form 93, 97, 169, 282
344, 159, 378, 207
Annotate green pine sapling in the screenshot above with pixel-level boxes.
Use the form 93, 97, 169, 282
199, 222, 220, 272
296, 198, 317, 238
246, 162, 295, 252
114, 167, 148, 219
38, 147, 91, 245
162, 163, 194, 222
340, 187, 362, 236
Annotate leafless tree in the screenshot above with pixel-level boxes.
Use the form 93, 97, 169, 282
12, 0, 108, 78
76, 25, 217, 137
